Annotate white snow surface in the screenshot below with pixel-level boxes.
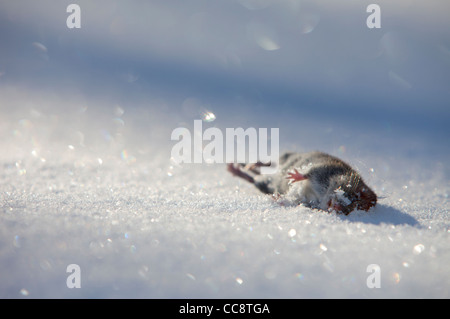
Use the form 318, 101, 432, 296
0, 88, 449, 299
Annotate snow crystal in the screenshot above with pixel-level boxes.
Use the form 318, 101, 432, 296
0, 0, 449, 298
1, 88, 447, 299
334, 188, 351, 205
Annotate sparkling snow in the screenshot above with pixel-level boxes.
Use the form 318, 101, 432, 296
0, 0, 449, 299
0, 88, 448, 298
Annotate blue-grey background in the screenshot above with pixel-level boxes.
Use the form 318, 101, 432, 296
1, 0, 449, 153
0, 0, 449, 299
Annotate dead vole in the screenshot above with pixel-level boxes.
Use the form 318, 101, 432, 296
227, 151, 377, 215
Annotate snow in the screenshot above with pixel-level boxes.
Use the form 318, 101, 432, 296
0, 88, 448, 299
0, 0, 449, 299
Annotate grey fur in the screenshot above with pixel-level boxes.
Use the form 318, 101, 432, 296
228, 151, 377, 215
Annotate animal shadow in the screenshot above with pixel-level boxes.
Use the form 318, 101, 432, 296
339, 204, 419, 227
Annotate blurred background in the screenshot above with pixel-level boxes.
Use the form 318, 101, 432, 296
0, 0, 449, 163
0, 0, 449, 299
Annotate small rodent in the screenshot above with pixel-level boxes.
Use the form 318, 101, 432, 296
227, 151, 377, 215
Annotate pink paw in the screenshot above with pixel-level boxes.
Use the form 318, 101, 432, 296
286, 168, 307, 183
